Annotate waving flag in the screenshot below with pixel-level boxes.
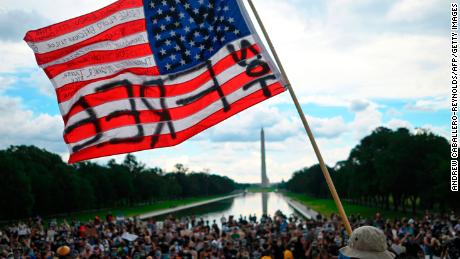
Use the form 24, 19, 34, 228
24, 0, 286, 163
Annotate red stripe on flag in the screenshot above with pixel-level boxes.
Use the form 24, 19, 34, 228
44, 44, 153, 79
63, 69, 272, 143
67, 82, 285, 163
24, 0, 143, 43
33, 20, 147, 65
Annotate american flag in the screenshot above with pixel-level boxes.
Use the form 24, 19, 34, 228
24, 0, 286, 163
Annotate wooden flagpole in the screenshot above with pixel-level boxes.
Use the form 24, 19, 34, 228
246, 0, 353, 235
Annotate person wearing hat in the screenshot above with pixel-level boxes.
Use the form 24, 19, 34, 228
56, 245, 71, 258
339, 226, 395, 259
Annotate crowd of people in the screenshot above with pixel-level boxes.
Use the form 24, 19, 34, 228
0, 210, 459, 259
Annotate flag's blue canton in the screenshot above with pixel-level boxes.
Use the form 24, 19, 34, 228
143, 0, 251, 74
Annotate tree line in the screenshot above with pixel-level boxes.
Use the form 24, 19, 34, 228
0, 146, 239, 220
283, 127, 457, 214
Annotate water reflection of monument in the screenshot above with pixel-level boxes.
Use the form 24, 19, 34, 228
262, 192, 268, 215
261, 128, 270, 187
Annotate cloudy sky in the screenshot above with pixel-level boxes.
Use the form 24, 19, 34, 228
0, 0, 449, 183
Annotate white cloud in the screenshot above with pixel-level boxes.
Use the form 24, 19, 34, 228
298, 95, 376, 114
0, 75, 16, 93
385, 119, 449, 142
350, 99, 371, 112
405, 97, 449, 112
0, 96, 66, 152
299, 95, 351, 108
386, 0, 443, 23
419, 124, 449, 140
21, 69, 55, 97
386, 118, 414, 130
0, 1, 115, 26
253, 0, 447, 100
152, 154, 192, 172
0, 9, 50, 41
349, 104, 383, 139
307, 116, 347, 139
204, 102, 302, 142
0, 42, 35, 73
202, 99, 354, 143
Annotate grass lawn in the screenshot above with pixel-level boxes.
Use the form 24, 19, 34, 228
50, 195, 223, 223
285, 192, 420, 219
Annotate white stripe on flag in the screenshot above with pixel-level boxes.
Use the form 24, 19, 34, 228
27, 7, 145, 54
51, 55, 156, 89
41, 32, 149, 69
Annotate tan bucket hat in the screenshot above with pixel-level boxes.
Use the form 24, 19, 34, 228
339, 226, 395, 259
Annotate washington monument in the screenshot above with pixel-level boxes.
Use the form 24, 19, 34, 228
261, 128, 270, 187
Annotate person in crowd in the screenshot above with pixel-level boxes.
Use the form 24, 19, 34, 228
339, 226, 395, 259
0, 211, 458, 259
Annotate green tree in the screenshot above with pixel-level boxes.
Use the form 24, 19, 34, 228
0, 151, 34, 219
0, 145, 240, 220
285, 127, 456, 214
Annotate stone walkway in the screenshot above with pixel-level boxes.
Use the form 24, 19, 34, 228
282, 195, 320, 219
